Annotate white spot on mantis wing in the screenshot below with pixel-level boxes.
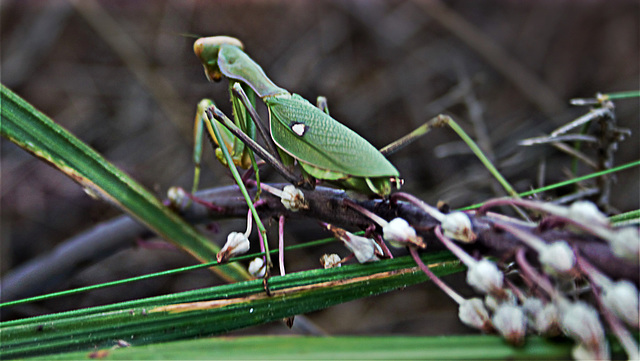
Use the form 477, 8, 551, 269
289, 121, 308, 137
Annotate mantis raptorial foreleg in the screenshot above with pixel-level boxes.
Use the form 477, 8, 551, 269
202, 105, 273, 270
230, 83, 280, 159
206, 106, 302, 186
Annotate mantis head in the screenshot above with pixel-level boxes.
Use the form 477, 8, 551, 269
194, 36, 244, 82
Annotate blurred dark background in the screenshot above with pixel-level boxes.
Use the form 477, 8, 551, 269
1, 0, 638, 334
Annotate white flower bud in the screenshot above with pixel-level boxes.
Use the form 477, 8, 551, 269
522, 297, 544, 318
538, 241, 576, 276
248, 257, 266, 278
320, 254, 342, 269
458, 298, 492, 332
441, 212, 476, 243
535, 303, 561, 336
561, 301, 605, 348
280, 185, 307, 211
602, 280, 639, 328
167, 186, 189, 209
610, 227, 640, 263
466, 259, 504, 295
382, 218, 425, 248
336, 230, 381, 263
326, 224, 382, 263
572, 342, 610, 361
347, 234, 382, 263
216, 232, 250, 263
492, 304, 527, 345
568, 201, 609, 227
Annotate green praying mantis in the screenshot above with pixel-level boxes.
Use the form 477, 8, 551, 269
189, 35, 404, 276
192, 36, 402, 198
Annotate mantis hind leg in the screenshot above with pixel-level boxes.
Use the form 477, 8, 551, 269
378, 114, 450, 156
380, 114, 518, 198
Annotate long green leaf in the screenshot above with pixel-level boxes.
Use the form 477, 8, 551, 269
0, 252, 462, 359
36, 335, 574, 360
0, 84, 249, 282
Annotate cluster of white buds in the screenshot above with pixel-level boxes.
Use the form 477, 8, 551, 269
280, 185, 308, 212
382, 218, 425, 249
217, 232, 250, 263
441, 212, 476, 243
320, 254, 342, 269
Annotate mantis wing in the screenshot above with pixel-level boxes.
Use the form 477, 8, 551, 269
266, 94, 399, 179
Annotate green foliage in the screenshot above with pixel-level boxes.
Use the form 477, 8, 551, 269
36, 335, 574, 360
0, 252, 463, 359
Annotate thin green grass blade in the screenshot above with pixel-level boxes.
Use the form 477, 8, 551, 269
35, 335, 575, 360
0, 252, 462, 359
0, 84, 249, 282
610, 209, 640, 226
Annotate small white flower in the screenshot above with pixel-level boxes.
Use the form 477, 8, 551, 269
345, 233, 383, 263
441, 212, 476, 243
382, 218, 425, 248
248, 257, 266, 278
492, 304, 526, 345
571, 342, 610, 361
522, 297, 544, 318
216, 232, 250, 263
602, 280, 639, 328
568, 201, 609, 227
561, 301, 606, 349
320, 254, 342, 269
280, 185, 307, 212
522, 297, 561, 335
609, 227, 640, 263
326, 224, 381, 263
466, 259, 503, 295
458, 298, 492, 332
538, 241, 576, 276
534, 303, 561, 336
167, 186, 189, 209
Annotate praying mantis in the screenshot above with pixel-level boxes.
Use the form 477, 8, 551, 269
192, 36, 402, 198
190, 35, 405, 276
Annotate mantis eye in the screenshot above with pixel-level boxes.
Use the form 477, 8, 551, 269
290, 122, 308, 137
